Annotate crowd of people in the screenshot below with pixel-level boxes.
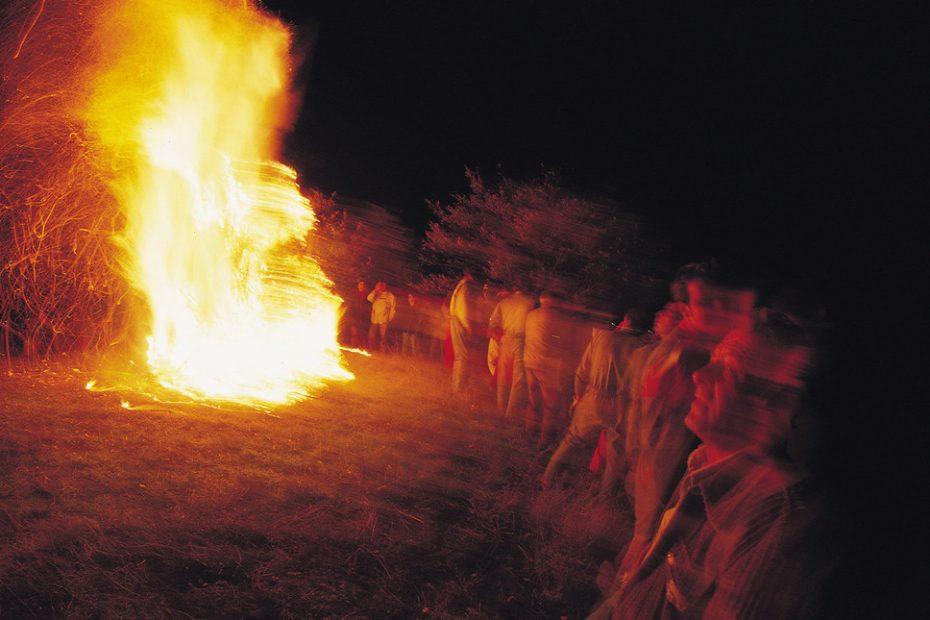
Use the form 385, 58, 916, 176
340, 264, 832, 618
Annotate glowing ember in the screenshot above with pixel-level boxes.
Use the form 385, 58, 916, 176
82, 0, 350, 404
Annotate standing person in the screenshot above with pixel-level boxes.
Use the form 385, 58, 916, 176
593, 326, 827, 620
449, 271, 476, 396
601, 303, 684, 497
396, 293, 424, 356
523, 291, 585, 448
346, 280, 369, 348
488, 283, 536, 418
541, 309, 649, 486
367, 281, 396, 352
441, 298, 455, 367
614, 276, 754, 582
423, 295, 445, 360
477, 283, 500, 390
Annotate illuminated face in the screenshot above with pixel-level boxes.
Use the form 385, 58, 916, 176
686, 279, 711, 329
686, 282, 756, 338
654, 308, 680, 337
357, 281, 366, 292
685, 345, 740, 445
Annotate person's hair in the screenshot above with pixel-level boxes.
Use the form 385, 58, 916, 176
512, 277, 531, 292
671, 261, 716, 302
538, 290, 558, 306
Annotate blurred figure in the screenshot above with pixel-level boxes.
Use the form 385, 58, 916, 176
602, 304, 685, 497
477, 283, 501, 390
523, 292, 584, 448
541, 309, 649, 486
669, 261, 711, 305
614, 275, 755, 587
488, 282, 536, 417
423, 295, 446, 360
594, 326, 827, 619
345, 280, 369, 348
395, 292, 425, 356
441, 298, 455, 368
476, 283, 498, 343
366, 281, 396, 352
590, 308, 659, 496
449, 271, 476, 396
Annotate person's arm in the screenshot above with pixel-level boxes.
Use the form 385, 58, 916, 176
367, 290, 376, 303
458, 285, 473, 336
488, 302, 503, 341
574, 338, 593, 403
388, 294, 396, 322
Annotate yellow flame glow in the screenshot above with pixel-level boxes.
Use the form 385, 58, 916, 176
83, 0, 351, 405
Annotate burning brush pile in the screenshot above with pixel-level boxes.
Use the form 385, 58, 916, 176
0, 0, 350, 405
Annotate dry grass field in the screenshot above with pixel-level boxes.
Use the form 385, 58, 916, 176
0, 354, 632, 618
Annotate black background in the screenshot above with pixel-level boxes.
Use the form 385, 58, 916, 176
266, 2, 915, 303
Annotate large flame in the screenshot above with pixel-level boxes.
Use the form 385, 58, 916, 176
82, 0, 351, 405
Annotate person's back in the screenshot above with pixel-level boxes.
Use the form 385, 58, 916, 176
523, 296, 581, 445
449, 274, 476, 395
524, 304, 577, 376
489, 290, 536, 415
542, 315, 647, 485
577, 327, 645, 396
491, 291, 536, 339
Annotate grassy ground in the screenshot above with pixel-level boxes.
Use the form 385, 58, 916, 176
0, 353, 632, 618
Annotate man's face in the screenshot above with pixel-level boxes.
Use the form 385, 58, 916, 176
357, 281, 366, 292
685, 345, 739, 444
408, 294, 415, 305
686, 281, 755, 338
653, 309, 679, 337
686, 280, 710, 329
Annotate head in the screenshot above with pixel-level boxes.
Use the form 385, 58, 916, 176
620, 308, 649, 332
686, 329, 810, 457
654, 302, 685, 337
685, 279, 755, 338
538, 290, 556, 308
407, 293, 416, 305
671, 262, 711, 303
512, 277, 530, 293
376, 281, 387, 292
357, 280, 367, 292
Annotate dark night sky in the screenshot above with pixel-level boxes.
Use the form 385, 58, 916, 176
264, 1, 915, 310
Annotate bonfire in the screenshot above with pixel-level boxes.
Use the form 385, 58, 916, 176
0, 0, 351, 405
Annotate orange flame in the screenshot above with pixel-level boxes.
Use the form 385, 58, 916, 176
82, 0, 351, 405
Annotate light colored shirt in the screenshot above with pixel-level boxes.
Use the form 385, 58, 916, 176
523, 305, 583, 373
489, 291, 536, 339
449, 278, 472, 329
367, 290, 396, 324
